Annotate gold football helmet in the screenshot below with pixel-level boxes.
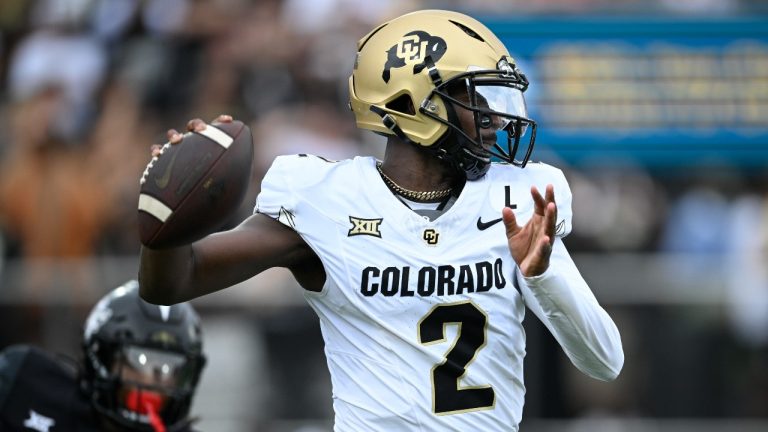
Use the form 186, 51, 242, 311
349, 9, 536, 179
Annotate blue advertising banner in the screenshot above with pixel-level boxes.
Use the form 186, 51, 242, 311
484, 17, 768, 168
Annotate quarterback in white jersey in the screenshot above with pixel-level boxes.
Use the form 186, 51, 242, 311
139, 9, 624, 432
255, 155, 622, 430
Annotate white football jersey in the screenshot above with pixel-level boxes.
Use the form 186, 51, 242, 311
255, 155, 622, 432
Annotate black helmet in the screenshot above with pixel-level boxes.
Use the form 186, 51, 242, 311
81, 280, 206, 431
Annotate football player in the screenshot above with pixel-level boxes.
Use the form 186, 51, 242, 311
140, 9, 624, 431
0, 281, 206, 432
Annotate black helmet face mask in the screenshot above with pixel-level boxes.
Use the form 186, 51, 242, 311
120, 346, 191, 388
422, 59, 537, 180
111, 345, 200, 431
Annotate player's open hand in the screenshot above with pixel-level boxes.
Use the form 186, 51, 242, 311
150, 114, 233, 157
502, 184, 557, 277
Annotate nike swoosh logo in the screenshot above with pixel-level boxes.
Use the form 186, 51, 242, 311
555, 219, 566, 236
476, 217, 503, 231
154, 148, 180, 189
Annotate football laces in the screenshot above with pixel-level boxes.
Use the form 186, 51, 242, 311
139, 143, 169, 186
138, 132, 193, 185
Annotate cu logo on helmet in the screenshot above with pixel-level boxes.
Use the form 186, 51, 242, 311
382, 31, 447, 83
397, 35, 428, 63
423, 229, 440, 246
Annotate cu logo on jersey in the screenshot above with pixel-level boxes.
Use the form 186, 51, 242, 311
348, 216, 383, 238
382, 31, 447, 83
423, 229, 440, 246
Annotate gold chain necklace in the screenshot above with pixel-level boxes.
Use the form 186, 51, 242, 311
376, 163, 452, 202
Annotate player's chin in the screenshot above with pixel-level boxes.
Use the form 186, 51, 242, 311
467, 138, 494, 160
480, 135, 497, 149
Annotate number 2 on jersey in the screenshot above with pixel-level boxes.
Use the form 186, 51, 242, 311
418, 301, 495, 415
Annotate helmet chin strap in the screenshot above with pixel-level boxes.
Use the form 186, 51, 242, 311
369, 102, 489, 181
368, 104, 449, 164
436, 101, 490, 180
369, 105, 418, 146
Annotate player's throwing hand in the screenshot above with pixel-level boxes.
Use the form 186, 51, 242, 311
150, 114, 233, 157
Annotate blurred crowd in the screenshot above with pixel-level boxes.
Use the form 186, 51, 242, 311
0, 0, 767, 428
0, 0, 766, 310
0, 4, 761, 244
0, 0, 405, 294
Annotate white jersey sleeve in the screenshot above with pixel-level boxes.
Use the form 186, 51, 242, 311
515, 168, 624, 381
550, 166, 572, 238
255, 154, 341, 230
254, 155, 299, 228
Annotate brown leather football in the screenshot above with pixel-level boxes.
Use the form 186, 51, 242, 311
137, 121, 253, 249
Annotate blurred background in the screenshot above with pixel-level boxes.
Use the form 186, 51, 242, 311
0, 0, 767, 431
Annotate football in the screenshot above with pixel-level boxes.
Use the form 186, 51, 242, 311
137, 120, 253, 249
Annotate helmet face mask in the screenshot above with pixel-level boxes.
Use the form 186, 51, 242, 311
110, 344, 202, 429
82, 281, 205, 431
425, 63, 537, 179
349, 9, 538, 180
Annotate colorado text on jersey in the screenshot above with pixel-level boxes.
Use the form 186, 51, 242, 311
360, 258, 507, 297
